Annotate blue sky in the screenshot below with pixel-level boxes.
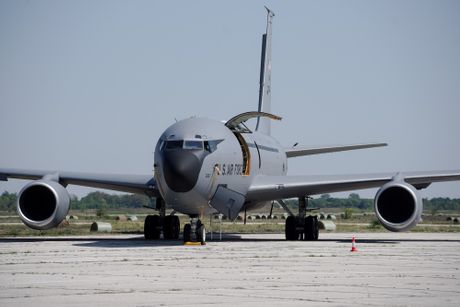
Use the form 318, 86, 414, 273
1, 0, 459, 198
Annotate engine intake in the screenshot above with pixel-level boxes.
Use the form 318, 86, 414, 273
17, 180, 70, 230
374, 181, 422, 232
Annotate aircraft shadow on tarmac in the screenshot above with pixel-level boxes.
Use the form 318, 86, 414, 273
1, 234, 460, 248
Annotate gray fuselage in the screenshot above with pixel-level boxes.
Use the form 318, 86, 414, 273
154, 117, 287, 216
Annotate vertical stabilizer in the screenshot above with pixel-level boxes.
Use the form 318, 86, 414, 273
256, 7, 275, 135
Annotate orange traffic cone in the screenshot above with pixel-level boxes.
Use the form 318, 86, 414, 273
350, 235, 358, 252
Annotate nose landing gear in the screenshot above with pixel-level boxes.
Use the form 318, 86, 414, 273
183, 216, 206, 245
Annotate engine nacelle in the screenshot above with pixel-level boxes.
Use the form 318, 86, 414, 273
17, 180, 70, 230
374, 181, 423, 232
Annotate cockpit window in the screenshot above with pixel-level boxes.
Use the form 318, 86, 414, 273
165, 140, 184, 150
162, 139, 221, 152
204, 140, 219, 153
184, 140, 203, 150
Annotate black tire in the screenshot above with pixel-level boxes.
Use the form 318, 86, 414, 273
312, 216, 319, 241
197, 224, 206, 244
172, 216, 180, 239
144, 215, 153, 240
144, 215, 161, 240
305, 215, 319, 241
164, 215, 180, 240
163, 216, 173, 239
285, 216, 297, 240
183, 224, 191, 242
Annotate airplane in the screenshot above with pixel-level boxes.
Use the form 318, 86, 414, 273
1, 7, 459, 243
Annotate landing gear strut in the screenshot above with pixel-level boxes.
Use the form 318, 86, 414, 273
183, 215, 206, 244
285, 196, 319, 241
144, 198, 180, 240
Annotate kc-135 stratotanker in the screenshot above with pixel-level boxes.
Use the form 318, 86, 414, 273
2, 8, 459, 243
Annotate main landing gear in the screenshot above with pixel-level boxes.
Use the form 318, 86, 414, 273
144, 198, 180, 240
144, 214, 180, 240
285, 196, 319, 241
143, 198, 206, 244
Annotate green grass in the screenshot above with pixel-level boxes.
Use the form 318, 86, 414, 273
1, 209, 459, 237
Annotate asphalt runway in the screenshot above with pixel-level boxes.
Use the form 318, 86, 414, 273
0, 232, 459, 306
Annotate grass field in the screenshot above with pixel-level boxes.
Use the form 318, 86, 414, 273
0, 208, 459, 237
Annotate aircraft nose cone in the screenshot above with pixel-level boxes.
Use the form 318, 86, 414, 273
161, 150, 202, 193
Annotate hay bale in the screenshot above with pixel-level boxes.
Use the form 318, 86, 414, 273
58, 220, 70, 228
327, 214, 336, 220
127, 215, 138, 221
318, 220, 336, 231
116, 215, 128, 221
90, 222, 112, 233
69, 215, 78, 220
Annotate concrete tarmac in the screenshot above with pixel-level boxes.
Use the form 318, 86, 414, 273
0, 232, 459, 306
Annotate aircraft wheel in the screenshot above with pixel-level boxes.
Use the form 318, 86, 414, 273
197, 224, 206, 244
144, 215, 161, 240
183, 224, 191, 242
285, 216, 297, 240
144, 215, 153, 240
312, 216, 319, 240
171, 216, 180, 239
304, 215, 319, 241
163, 216, 173, 239
164, 215, 180, 240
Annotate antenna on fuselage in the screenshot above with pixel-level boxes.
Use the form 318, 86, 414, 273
255, 6, 275, 135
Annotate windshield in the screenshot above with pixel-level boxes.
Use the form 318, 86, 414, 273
162, 140, 204, 151
183, 140, 203, 150
164, 140, 183, 150
161, 139, 221, 152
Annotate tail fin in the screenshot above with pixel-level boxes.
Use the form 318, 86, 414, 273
255, 7, 275, 135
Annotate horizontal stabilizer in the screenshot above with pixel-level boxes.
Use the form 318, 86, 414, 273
285, 143, 387, 158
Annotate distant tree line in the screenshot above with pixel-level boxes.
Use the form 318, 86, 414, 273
70, 192, 152, 210
0, 191, 152, 212
283, 193, 372, 210
284, 193, 460, 211
0, 191, 459, 212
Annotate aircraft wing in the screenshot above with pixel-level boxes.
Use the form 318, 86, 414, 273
246, 170, 460, 202
284, 143, 387, 158
0, 168, 159, 197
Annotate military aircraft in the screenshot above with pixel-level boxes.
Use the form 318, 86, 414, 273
1, 8, 459, 243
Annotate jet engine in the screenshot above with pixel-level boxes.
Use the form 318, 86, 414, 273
17, 180, 70, 230
374, 181, 423, 232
